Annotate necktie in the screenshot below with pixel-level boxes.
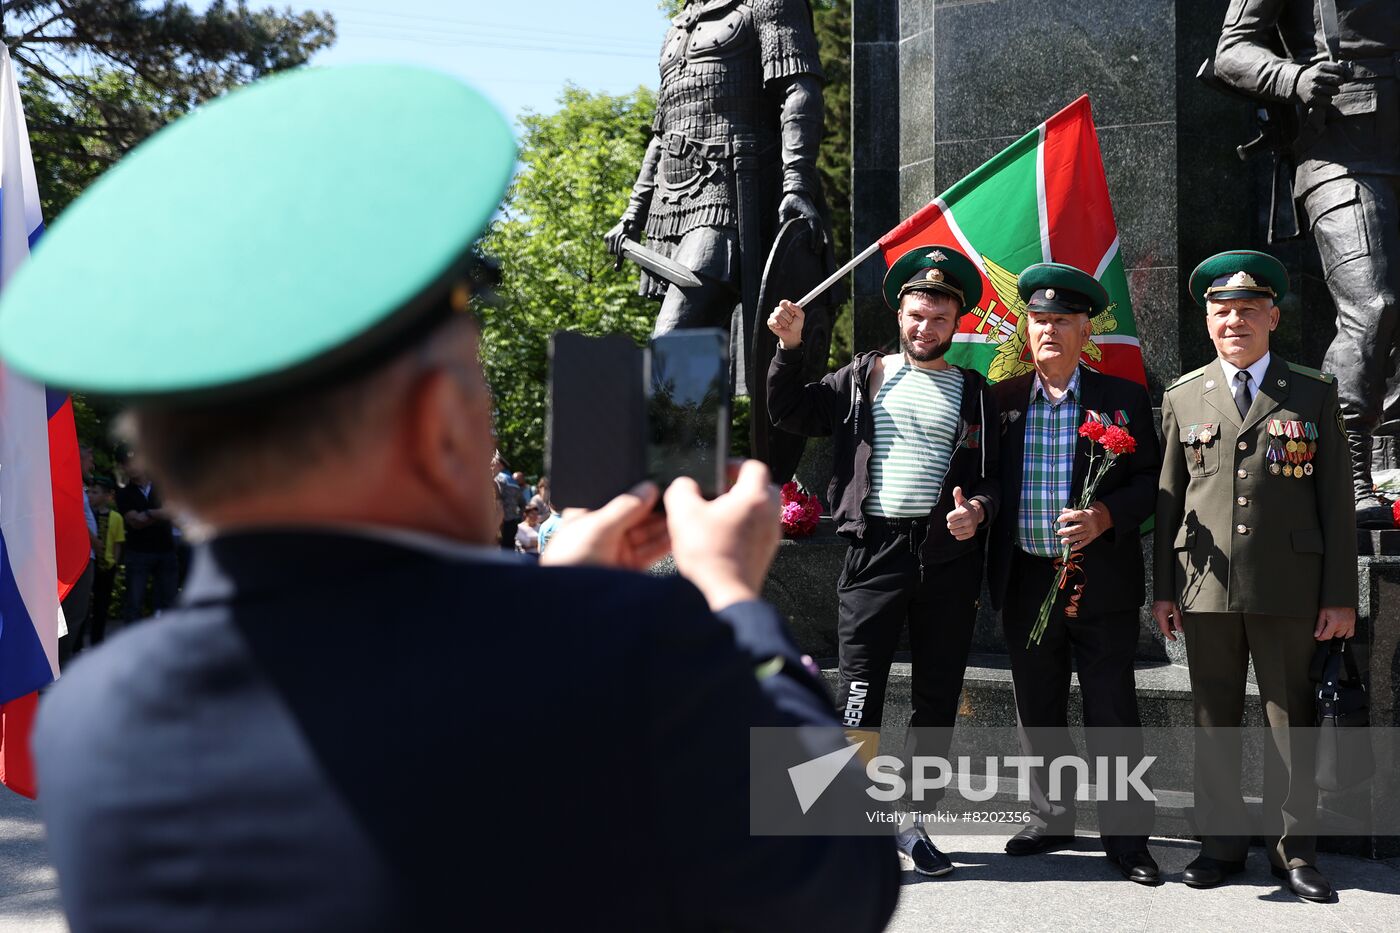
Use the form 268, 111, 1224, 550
1234, 370, 1253, 420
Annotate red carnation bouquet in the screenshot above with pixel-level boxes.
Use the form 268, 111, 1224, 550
780, 481, 823, 538
1028, 418, 1137, 646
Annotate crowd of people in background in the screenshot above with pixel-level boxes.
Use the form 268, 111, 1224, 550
491, 452, 561, 557
58, 445, 187, 664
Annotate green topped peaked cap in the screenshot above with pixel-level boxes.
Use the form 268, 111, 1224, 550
0, 65, 517, 402
1188, 249, 1288, 307
1016, 262, 1108, 316
882, 244, 983, 313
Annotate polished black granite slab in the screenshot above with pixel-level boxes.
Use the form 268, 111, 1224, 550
850, 0, 1342, 382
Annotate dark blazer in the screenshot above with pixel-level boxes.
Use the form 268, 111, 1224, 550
34, 531, 898, 933
988, 367, 1161, 614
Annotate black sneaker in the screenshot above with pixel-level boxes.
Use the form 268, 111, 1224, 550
895, 829, 954, 876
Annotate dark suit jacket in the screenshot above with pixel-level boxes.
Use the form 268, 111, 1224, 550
988, 367, 1162, 615
34, 531, 898, 933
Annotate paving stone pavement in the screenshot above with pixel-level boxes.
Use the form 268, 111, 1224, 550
888, 834, 1400, 933
5, 787, 1398, 932
0, 791, 63, 932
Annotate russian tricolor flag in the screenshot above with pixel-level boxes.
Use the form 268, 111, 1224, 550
0, 44, 88, 799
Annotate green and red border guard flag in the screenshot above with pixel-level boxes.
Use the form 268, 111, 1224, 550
879, 96, 1146, 387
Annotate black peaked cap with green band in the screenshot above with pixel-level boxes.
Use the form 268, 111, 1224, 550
0, 65, 517, 404
1017, 262, 1108, 316
882, 244, 983, 313
1188, 249, 1289, 307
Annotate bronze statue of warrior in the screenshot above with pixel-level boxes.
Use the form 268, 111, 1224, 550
1213, 0, 1400, 527
605, 0, 834, 476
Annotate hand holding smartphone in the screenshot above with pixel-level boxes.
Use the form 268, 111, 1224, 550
547, 328, 729, 510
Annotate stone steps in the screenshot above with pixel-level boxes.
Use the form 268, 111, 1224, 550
816, 659, 1390, 854
818, 655, 1263, 732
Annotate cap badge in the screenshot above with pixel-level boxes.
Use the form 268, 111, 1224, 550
450, 283, 472, 314
1045, 288, 1056, 300
1226, 271, 1259, 289
925, 268, 944, 282
926, 250, 948, 262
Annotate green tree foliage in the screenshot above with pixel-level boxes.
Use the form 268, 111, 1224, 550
479, 86, 660, 477
69, 394, 120, 475
3, 1, 335, 459
6, 0, 336, 218
812, 0, 853, 367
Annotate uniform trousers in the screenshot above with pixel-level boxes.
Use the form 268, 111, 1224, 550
1003, 547, 1152, 855
1183, 611, 1319, 868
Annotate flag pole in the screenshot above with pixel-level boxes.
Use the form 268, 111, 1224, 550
794, 238, 883, 309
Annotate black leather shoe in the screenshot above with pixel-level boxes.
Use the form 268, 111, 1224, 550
1004, 825, 1074, 856
896, 828, 954, 877
1112, 849, 1161, 885
1271, 865, 1334, 902
1182, 855, 1246, 888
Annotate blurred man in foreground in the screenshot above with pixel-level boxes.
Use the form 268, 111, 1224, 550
2, 66, 898, 932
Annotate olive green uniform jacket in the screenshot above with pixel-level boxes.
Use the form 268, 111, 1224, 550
1154, 355, 1359, 616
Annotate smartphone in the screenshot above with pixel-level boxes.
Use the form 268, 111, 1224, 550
646, 329, 729, 499
546, 331, 646, 510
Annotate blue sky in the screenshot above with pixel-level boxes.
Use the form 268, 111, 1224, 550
296, 1, 669, 123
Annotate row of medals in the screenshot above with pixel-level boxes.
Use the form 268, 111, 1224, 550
1268, 419, 1317, 477
1186, 420, 1319, 477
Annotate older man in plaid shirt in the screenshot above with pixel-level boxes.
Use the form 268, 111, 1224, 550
986, 262, 1162, 884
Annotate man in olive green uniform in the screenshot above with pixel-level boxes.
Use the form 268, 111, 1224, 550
1153, 250, 1357, 902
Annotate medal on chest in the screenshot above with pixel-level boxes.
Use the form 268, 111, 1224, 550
1267, 419, 1284, 475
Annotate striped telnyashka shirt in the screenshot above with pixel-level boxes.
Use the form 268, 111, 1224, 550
864, 361, 963, 518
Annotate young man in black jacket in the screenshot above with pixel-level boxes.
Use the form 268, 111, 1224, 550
767, 245, 1000, 875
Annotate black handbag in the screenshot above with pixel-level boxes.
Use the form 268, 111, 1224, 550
1310, 637, 1374, 792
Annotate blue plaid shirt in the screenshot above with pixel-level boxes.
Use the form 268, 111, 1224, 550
1017, 367, 1082, 558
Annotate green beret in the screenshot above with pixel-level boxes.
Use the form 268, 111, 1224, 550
1188, 250, 1288, 307
0, 65, 517, 403
1017, 262, 1108, 316
882, 244, 983, 313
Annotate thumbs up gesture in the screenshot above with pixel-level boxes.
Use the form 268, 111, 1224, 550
945, 486, 982, 541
